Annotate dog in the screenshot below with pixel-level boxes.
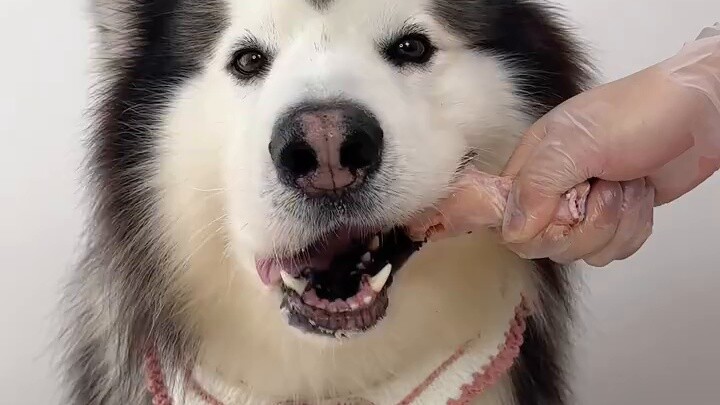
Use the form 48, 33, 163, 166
62, 0, 591, 403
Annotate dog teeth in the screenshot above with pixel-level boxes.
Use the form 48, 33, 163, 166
280, 271, 308, 296
370, 264, 392, 292
369, 236, 380, 251
361, 252, 372, 263
356, 263, 366, 270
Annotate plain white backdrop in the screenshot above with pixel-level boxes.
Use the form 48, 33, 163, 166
0, 1, 718, 404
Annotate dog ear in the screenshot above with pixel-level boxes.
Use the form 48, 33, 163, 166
483, 0, 595, 110
433, 0, 594, 115
89, 0, 229, 69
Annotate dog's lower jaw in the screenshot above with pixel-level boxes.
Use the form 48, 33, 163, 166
180, 231, 537, 403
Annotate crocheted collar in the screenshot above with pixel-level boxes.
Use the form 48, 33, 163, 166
145, 298, 529, 405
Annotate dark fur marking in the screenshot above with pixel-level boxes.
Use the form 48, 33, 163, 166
432, 1, 591, 404
307, 0, 335, 11
511, 259, 576, 404
432, 0, 592, 116
61, 1, 227, 404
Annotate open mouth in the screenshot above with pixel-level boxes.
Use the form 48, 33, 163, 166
257, 227, 422, 338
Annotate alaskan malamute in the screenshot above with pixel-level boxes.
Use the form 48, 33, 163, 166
62, 0, 591, 404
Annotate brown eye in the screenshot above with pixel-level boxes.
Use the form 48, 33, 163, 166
385, 34, 435, 66
232, 49, 268, 77
397, 38, 426, 58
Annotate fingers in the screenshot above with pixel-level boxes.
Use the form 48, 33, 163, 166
504, 179, 655, 266
548, 180, 624, 264
648, 139, 720, 206
403, 170, 655, 267
405, 171, 591, 244
506, 180, 622, 261
501, 116, 552, 178
584, 181, 655, 267
501, 102, 616, 243
499, 63, 704, 244
414, 34, 718, 262
502, 133, 603, 243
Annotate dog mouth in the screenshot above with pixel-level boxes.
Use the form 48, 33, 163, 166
257, 227, 422, 337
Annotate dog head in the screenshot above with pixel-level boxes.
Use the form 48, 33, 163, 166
82, 0, 588, 398
152, 0, 585, 340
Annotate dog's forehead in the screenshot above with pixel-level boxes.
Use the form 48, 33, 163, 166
225, 0, 434, 42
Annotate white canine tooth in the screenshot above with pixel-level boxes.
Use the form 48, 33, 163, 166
361, 252, 372, 263
369, 236, 380, 251
280, 271, 308, 296
356, 263, 366, 270
370, 264, 392, 292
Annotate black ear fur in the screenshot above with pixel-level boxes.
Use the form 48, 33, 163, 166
433, 0, 593, 116
63, 1, 228, 404
91, 0, 141, 55
483, 0, 593, 113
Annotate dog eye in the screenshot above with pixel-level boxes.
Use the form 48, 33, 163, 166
231, 49, 268, 78
385, 34, 435, 66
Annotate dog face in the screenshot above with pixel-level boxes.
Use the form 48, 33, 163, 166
66, 0, 588, 401
160, 0, 534, 340
215, 0, 524, 254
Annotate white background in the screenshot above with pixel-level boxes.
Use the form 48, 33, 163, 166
1, 1, 718, 404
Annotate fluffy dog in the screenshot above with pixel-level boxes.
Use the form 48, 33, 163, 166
62, 0, 591, 404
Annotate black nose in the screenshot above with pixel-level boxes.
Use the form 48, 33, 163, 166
269, 101, 384, 196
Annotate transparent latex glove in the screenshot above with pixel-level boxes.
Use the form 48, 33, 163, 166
405, 170, 592, 242
407, 25, 720, 266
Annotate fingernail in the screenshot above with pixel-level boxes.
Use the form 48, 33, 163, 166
503, 190, 526, 242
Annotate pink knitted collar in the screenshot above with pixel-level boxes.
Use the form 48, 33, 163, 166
145, 299, 529, 405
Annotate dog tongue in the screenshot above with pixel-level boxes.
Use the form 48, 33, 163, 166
256, 228, 357, 285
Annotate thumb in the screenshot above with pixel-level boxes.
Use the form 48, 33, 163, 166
501, 114, 601, 242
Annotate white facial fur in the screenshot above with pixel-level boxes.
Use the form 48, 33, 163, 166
156, 0, 534, 400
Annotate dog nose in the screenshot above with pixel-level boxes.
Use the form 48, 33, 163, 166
269, 101, 384, 196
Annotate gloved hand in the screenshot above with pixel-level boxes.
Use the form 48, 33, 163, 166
407, 24, 720, 267
405, 171, 592, 243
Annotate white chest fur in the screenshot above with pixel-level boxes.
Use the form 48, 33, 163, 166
174, 234, 536, 405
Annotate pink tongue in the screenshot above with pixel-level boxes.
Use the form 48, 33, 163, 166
255, 228, 357, 286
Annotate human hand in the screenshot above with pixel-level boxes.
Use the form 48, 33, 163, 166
407, 27, 720, 266
405, 170, 590, 244
500, 27, 719, 266
404, 169, 646, 267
